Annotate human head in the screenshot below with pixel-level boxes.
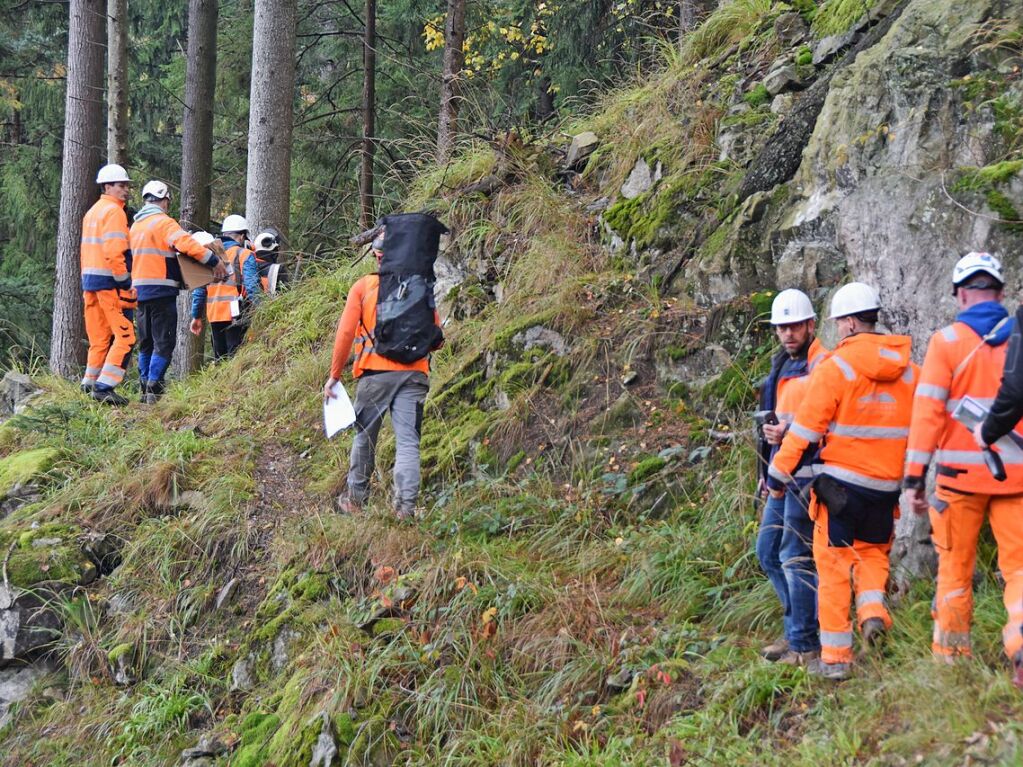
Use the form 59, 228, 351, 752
141, 180, 171, 212
253, 228, 281, 261
829, 282, 880, 340
221, 214, 249, 241
769, 289, 816, 357
952, 252, 1004, 310
96, 163, 131, 202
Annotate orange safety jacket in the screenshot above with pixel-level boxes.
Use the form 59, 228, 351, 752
770, 333, 918, 493
330, 273, 441, 380
204, 244, 253, 322
905, 314, 1023, 494
130, 207, 219, 301
80, 194, 131, 291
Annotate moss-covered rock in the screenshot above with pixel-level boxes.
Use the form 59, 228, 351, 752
0, 447, 59, 497
0, 522, 95, 587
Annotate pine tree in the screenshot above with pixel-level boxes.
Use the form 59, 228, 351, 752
106, 0, 128, 163
437, 0, 465, 163
245, 0, 297, 235
50, 0, 105, 379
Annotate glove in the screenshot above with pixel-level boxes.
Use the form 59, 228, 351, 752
118, 288, 137, 311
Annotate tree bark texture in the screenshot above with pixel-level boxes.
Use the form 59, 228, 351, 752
437, 0, 465, 163
50, 0, 105, 379
245, 0, 297, 236
172, 0, 218, 378
359, 0, 376, 229
106, 0, 128, 164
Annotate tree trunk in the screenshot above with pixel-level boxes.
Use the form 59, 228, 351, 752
436, 0, 465, 163
245, 0, 297, 235
359, 0, 376, 229
50, 0, 105, 379
536, 77, 555, 123
172, 0, 218, 378
106, 0, 128, 163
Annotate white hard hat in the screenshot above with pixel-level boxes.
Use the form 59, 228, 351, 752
222, 214, 248, 234
96, 163, 130, 185
829, 282, 880, 319
952, 251, 1003, 289
191, 231, 216, 247
253, 230, 280, 252
141, 180, 170, 200
769, 289, 816, 325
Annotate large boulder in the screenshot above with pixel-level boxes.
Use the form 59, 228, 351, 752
0, 585, 61, 666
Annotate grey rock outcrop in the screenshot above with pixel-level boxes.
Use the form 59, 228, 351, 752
621, 157, 661, 199
0, 372, 40, 416
0, 584, 61, 666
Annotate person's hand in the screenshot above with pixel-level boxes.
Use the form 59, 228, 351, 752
189, 318, 203, 336
212, 261, 228, 281
323, 377, 338, 401
762, 422, 787, 445
903, 487, 928, 516
972, 423, 989, 449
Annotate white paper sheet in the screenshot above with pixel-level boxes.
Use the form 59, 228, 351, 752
323, 382, 356, 438
230, 299, 241, 318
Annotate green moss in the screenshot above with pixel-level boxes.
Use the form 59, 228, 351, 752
811, 0, 874, 37
0, 522, 94, 587
951, 162, 1023, 232
602, 176, 690, 248
492, 309, 561, 352
0, 447, 59, 495
629, 456, 667, 485
371, 617, 406, 638
293, 573, 329, 602
743, 84, 770, 108
749, 290, 776, 319
233, 712, 281, 767
664, 345, 692, 362
505, 450, 527, 473
791, 0, 818, 23
795, 45, 813, 66
986, 190, 1023, 232
108, 643, 134, 663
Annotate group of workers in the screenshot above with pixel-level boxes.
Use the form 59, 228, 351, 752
79, 163, 284, 405
77, 163, 1023, 686
756, 252, 1023, 684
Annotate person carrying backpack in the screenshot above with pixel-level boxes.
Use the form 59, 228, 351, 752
323, 214, 447, 519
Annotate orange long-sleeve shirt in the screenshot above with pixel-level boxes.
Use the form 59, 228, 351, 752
330, 274, 440, 380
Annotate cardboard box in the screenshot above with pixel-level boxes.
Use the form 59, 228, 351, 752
176, 254, 215, 290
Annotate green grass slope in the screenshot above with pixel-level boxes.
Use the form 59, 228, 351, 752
3, 1, 1023, 764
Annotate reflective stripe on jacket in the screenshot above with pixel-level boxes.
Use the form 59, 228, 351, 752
130, 209, 218, 301
770, 337, 830, 486
330, 273, 440, 380
906, 317, 1023, 494
770, 333, 918, 493
81, 195, 131, 291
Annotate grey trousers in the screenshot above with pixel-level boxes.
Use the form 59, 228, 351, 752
346, 370, 429, 510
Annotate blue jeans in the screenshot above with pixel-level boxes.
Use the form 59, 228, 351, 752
756, 489, 820, 652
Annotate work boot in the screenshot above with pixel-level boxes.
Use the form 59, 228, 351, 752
777, 649, 820, 666
91, 387, 129, 407
395, 505, 416, 522
139, 381, 150, 403
807, 658, 851, 681
80, 381, 95, 394
336, 495, 362, 515
143, 380, 164, 405
761, 637, 789, 662
861, 618, 888, 652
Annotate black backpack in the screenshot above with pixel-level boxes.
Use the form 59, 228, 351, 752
371, 213, 448, 364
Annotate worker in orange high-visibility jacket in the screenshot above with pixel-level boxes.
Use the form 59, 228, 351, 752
130, 180, 226, 403
770, 282, 918, 681
902, 252, 1023, 687
189, 215, 252, 361
322, 225, 444, 520
80, 163, 136, 406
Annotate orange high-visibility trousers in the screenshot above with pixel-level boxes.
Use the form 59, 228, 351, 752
813, 504, 893, 664
929, 488, 1023, 660
83, 289, 135, 388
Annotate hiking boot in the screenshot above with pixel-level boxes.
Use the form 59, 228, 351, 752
777, 649, 820, 666
1013, 651, 1023, 691
80, 381, 95, 394
861, 618, 888, 652
336, 496, 362, 515
91, 388, 129, 407
807, 658, 851, 681
761, 637, 789, 662
143, 380, 164, 405
395, 505, 416, 522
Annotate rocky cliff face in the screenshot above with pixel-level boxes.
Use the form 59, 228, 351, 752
687, 0, 1023, 339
